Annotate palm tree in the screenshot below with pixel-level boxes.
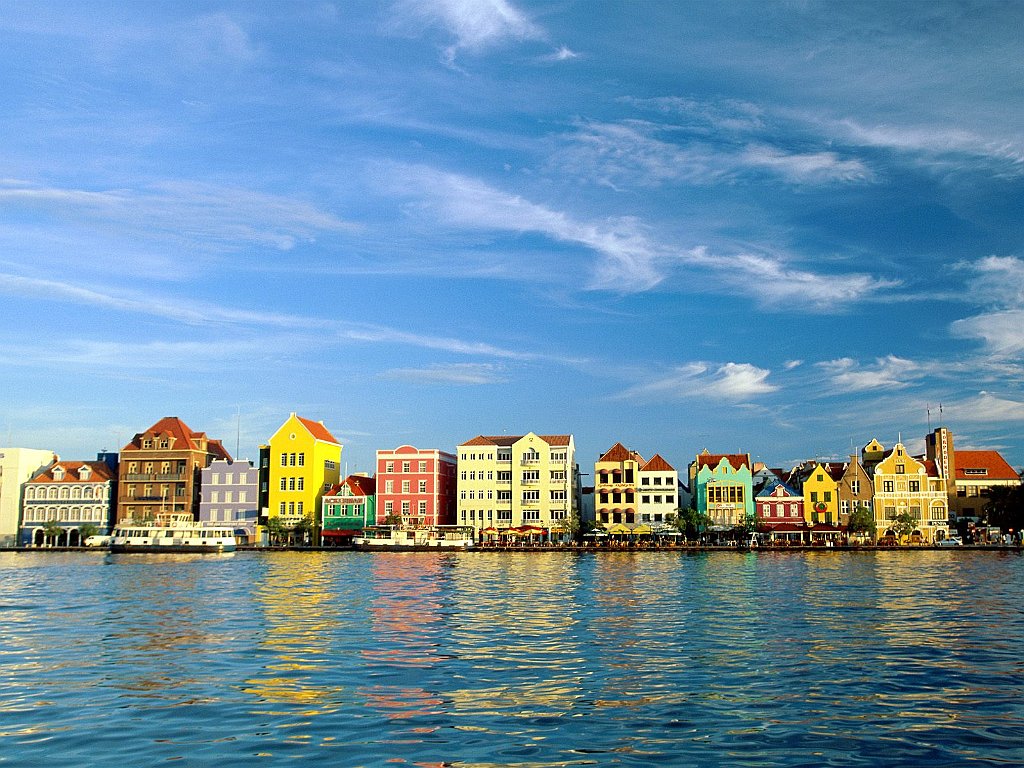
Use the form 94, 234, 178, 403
41, 518, 63, 547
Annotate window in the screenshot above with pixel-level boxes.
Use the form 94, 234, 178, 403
523, 449, 540, 464
280, 454, 287, 467
810, 492, 819, 502
642, 495, 650, 504
384, 501, 393, 515
385, 480, 394, 493
386, 462, 394, 473
896, 464, 905, 474
403, 461, 411, 473
298, 453, 305, 467
401, 480, 411, 493
401, 501, 410, 515
297, 478, 304, 491
883, 481, 894, 493
297, 501, 304, 515
419, 501, 427, 515
909, 480, 920, 493
666, 495, 675, 504
418, 480, 427, 493
522, 470, 539, 483
280, 478, 287, 491
824, 491, 832, 502
523, 490, 540, 502
289, 453, 297, 467
523, 509, 540, 521
551, 451, 566, 462
550, 490, 566, 501
851, 480, 860, 495
289, 478, 296, 491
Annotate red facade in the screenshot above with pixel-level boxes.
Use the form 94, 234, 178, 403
375, 445, 457, 526
756, 482, 804, 524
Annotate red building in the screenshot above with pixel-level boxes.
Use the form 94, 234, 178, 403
757, 480, 806, 543
375, 445, 457, 527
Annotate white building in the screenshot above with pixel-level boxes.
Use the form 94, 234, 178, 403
0, 447, 57, 547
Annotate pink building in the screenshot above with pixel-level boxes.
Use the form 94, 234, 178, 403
375, 445, 457, 527
756, 481, 804, 525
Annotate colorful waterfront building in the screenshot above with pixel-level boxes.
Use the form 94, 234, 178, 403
871, 441, 949, 543
322, 474, 376, 546
0, 447, 57, 546
690, 450, 753, 529
756, 480, 805, 543
926, 427, 1021, 520
800, 462, 844, 525
20, 453, 118, 546
262, 413, 342, 541
637, 454, 679, 530
198, 458, 259, 543
117, 417, 231, 523
457, 433, 577, 540
375, 445, 457, 527
837, 454, 873, 526
594, 442, 643, 527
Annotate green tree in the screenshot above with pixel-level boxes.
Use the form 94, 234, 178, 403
892, 511, 916, 543
847, 504, 875, 540
554, 510, 581, 543
292, 514, 314, 546
41, 518, 63, 547
265, 516, 286, 546
382, 513, 403, 528
675, 507, 711, 542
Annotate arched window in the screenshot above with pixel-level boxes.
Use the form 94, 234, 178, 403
48, 487, 58, 500
83, 487, 94, 500
72, 486, 82, 500
59, 487, 69, 500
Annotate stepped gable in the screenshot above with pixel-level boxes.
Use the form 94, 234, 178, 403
296, 415, 340, 444
641, 453, 675, 472
954, 450, 1019, 481
696, 452, 749, 470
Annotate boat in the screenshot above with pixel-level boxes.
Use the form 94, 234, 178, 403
353, 525, 476, 551
109, 513, 237, 553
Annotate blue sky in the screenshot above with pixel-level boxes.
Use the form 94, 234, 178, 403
2, 1, 1023, 476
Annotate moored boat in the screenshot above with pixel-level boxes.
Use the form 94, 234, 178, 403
354, 525, 475, 551
109, 513, 237, 553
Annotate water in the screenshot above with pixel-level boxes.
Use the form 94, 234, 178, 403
1, 550, 1023, 767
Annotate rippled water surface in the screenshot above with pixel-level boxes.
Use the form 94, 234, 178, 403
1, 550, 1023, 766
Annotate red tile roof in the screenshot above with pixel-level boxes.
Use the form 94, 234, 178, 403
296, 415, 340, 444
31, 461, 114, 483
462, 434, 572, 447
696, 453, 750, 470
122, 416, 232, 460
641, 453, 675, 472
954, 450, 1019, 481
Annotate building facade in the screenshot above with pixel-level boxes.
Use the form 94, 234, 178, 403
457, 433, 577, 539
690, 451, 754, 529
837, 454, 873, 526
322, 474, 376, 545
594, 442, 642, 527
198, 458, 259, 542
0, 447, 57, 546
375, 445, 457, 527
872, 441, 949, 543
926, 427, 1021, 520
637, 454, 679, 530
20, 454, 118, 546
262, 413, 342, 537
117, 417, 231, 523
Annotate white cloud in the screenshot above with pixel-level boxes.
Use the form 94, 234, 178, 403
390, 165, 665, 291
392, 0, 544, 62
558, 120, 873, 189
953, 392, 1024, 422
381, 362, 508, 385
180, 13, 259, 65
962, 255, 1024, 308
0, 179, 357, 251
817, 355, 921, 393
950, 310, 1024, 358
615, 361, 777, 402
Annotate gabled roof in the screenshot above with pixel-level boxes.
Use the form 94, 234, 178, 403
30, 461, 114, 483
461, 434, 572, 448
295, 415, 340, 444
325, 474, 375, 498
598, 442, 642, 463
641, 453, 675, 472
954, 450, 1019, 481
756, 480, 799, 498
123, 417, 231, 459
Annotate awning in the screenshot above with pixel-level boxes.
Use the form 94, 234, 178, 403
632, 524, 653, 535
606, 523, 631, 534
322, 529, 360, 537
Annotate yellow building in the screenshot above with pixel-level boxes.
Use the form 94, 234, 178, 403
801, 463, 842, 525
872, 441, 949, 543
594, 442, 643, 527
264, 413, 342, 537
457, 433, 576, 540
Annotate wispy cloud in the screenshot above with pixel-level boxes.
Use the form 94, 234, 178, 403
952, 392, 1024, 423
0, 179, 357, 251
557, 120, 872, 189
816, 355, 922, 393
614, 362, 778, 402
391, 0, 545, 63
950, 256, 1024, 358
951, 310, 1024, 358
381, 362, 508, 385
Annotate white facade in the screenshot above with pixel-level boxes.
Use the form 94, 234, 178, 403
0, 447, 57, 546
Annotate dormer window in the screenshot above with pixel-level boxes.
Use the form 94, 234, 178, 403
52, 466, 64, 480
79, 466, 91, 480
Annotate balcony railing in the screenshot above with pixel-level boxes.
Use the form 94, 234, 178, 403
123, 473, 186, 482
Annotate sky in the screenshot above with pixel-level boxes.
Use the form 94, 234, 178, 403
1, 0, 1023, 477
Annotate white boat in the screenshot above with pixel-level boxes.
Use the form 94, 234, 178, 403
354, 525, 476, 551
109, 513, 237, 553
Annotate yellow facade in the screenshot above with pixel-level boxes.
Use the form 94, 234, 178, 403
802, 464, 840, 524
872, 442, 948, 543
266, 413, 342, 530
457, 433, 576, 539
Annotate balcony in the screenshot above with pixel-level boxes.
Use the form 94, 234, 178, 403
124, 473, 186, 482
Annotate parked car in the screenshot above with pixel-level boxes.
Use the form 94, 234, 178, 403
84, 535, 112, 547
937, 536, 963, 547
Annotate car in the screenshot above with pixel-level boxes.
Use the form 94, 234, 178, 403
84, 535, 112, 547
937, 536, 963, 547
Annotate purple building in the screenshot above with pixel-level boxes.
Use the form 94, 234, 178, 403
199, 458, 259, 543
